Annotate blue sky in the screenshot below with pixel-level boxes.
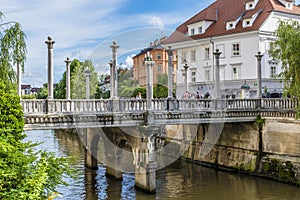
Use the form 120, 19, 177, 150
2, 0, 300, 87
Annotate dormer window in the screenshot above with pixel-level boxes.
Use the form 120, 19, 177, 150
187, 20, 214, 36
191, 28, 195, 35
242, 9, 262, 28
226, 21, 236, 30
243, 19, 252, 27
198, 27, 203, 34
246, 0, 259, 10
278, 0, 294, 10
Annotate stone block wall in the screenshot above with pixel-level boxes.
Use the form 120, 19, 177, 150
166, 118, 300, 185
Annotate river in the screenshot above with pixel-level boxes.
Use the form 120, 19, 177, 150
24, 130, 300, 200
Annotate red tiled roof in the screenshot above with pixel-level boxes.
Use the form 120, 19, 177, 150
164, 0, 300, 44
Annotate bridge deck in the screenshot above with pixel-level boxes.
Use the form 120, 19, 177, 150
22, 98, 298, 130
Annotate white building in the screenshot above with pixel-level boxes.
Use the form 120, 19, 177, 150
164, 0, 300, 99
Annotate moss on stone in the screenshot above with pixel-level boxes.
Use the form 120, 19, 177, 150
262, 159, 296, 181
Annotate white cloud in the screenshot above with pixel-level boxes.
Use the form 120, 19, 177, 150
1, 0, 203, 87
149, 16, 164, 28
125, 55, 134, 67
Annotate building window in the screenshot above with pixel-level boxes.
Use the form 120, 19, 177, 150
191, 50, 196, 61
232, 43, 240, 56
198, 27, 203, 34
205, 47, 210, 59
157, 53, 161, 60
205, 69, 210, 81
270, 66, 276, 78
191, 71, 196, 82
191, 28, 195, 35
232, 67, 239, 79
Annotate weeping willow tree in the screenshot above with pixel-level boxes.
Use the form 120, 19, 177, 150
269, 20, 300, 98
0, 11, 27, 89
269, 20, 300, 117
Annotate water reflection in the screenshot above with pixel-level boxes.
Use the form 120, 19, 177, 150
25, 130, 300, 200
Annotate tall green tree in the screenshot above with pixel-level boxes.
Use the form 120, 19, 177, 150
269, 20, 300, 98
0, 11, 27, 90
0, 81, 73, 199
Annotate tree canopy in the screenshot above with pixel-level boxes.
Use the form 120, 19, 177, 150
0, 81, 73, 199
54, 59, 98, 99
269, 20, 300, 99
0, 11, 27, 89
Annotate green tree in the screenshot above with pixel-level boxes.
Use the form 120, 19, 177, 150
118, 68, 139, 98
71, 59, 98, 99
36, 83, 48, 99
0, 11, 27, 90
154, 74, 168, 98
269, 20, 300, 98
53, 59, 98, 99
0, 81, 73, 199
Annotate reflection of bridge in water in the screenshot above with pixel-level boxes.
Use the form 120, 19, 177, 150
21, 98, 298, 193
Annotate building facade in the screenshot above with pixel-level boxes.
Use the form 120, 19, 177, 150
164, 0, 300, 99
133, 37, 178, 88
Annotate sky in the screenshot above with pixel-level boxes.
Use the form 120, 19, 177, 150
2, 0, 300, 87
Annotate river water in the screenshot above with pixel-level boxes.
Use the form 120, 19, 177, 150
24, 130, 300, 200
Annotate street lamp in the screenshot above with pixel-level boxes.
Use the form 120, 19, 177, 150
183, 60, 189, 93
144, 51, 155, 110
84, 66, 91, 99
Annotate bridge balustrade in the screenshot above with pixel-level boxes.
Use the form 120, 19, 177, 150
21, 99, 46, 114
21, 98, 299, 116
261, 98, 299, 110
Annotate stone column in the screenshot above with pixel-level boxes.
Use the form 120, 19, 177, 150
255, 51, 263, 98
16, 57, 21, 98
144, 52, 155, 110
167, 47, 173, 98
65, 57, 71, 100
166, 47, 176, 110
45, 36, 55, 99
183, 61, 189, 93
110, 41, 119, 99
213, 49, 222, 100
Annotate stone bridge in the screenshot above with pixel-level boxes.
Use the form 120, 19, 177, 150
21, 98, 298, 193
22, 98, 297, 130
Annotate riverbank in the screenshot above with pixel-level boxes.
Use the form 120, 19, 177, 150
166, 118, 300, 186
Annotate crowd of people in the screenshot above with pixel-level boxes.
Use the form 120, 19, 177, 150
182, 91, 207, 99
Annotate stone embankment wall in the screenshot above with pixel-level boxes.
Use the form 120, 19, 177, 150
166, 118, 300, 185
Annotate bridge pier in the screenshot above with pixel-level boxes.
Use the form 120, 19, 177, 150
132, 126, 160, 194
105, 152, 123, 180
82, 128, 100, 170
84, 148, 98, 170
